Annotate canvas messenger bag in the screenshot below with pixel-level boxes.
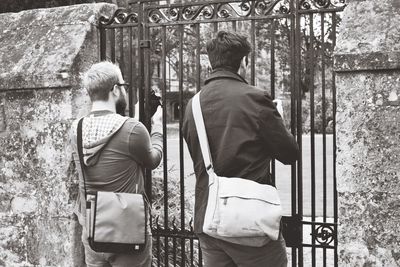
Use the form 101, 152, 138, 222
192, 93, 283, 246
77, 118, 146, 253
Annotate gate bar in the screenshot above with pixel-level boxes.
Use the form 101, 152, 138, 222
295, 1, 304, 266
289, 0, 298, 265
270, 19, 276, 185
195, 24, 201, 93
110, 28, 116, 62
320, 12, 328, 267
99, 26, 106, 60
128, 27, 133, 117
178, 24, 186, 267
161, 24, 169, 267
250, 20, 256, 85
250, 2, 256, 86
137, 2, 145, 126
308, 12, 317, 267
332, 12, 339, 267
119, 28, 124, 74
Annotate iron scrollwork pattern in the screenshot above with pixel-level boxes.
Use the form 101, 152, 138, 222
99, 0, 346, 25
147, 0, 292, 24
311, 225, 335, 246
99, 8, 139, 26
300, 0, 346, 10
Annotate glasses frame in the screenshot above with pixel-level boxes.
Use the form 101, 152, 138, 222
111, 82, 129, 91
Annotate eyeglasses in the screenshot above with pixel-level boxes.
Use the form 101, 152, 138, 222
111, 83, 129, 91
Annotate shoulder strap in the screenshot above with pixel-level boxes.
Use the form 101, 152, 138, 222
77, 118, 88, 200
192, 93, 214, 175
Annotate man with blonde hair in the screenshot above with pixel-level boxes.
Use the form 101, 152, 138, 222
71, 61, 162, 266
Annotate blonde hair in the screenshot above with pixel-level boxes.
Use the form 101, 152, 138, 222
82, 61, 122, 101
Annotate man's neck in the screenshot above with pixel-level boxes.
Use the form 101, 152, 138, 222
91, 101, 116, 113
213, 67, 238, 74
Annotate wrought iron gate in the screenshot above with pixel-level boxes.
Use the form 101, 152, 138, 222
98, 0, 345, 266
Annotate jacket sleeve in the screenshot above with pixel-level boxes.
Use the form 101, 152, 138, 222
128, 121, 163, 169
257, 93, 299, 165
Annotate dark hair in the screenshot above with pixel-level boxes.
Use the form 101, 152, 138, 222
206, 31, 251, 72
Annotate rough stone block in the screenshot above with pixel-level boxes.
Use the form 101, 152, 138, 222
0, 3, 116, 266
0, 3, 116, 90
335, 0, 400, 266
336, 70, 400, 266
336, 0, 400, 55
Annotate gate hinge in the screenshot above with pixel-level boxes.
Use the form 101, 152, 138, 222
140, 40, 151, 48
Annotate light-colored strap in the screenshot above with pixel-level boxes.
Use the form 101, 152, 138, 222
192, 93, 214, 174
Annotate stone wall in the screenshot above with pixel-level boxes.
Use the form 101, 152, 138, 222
0, 4, 116, 266
0, 0, 124, 13
334, 0, 400, 266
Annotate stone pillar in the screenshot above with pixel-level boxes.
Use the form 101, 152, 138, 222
0, 4, 115, 266
334, 0, 400, 266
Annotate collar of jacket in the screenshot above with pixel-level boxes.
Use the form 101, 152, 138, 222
204, 68, 248, 85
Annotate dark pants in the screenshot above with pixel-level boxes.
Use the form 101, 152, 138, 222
198, 234, 287, 267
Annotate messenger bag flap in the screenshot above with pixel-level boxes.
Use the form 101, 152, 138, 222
94, 192, 146, 244
218, 176, 281, 205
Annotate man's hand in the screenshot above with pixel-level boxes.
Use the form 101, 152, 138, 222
151, 106, 163, 127
272, 99, 284, 120
150, 90, 162, 117
133, 102, 139, 120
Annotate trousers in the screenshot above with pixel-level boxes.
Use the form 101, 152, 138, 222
198, 233, 287, 267
81, 229, 152, 267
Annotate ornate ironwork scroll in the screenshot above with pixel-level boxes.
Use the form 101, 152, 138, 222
300, 0, 346, 10
311, 225, 335, 246
99, 0, 346, 26
99, 8, 139, 26
146, 0, 292, 24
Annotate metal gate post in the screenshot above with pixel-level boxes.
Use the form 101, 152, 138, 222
137, 0, 153, 204
294, 0, 304, 266
289, 0, 299, 266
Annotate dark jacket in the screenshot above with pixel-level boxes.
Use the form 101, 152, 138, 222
182, 69, 299, 234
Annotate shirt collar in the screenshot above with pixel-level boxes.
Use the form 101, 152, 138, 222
89, 110, 115, 117
204, 68, 248, 85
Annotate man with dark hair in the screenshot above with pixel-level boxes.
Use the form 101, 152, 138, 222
183, 31, 299, 266
71, 61, 162, 266
206, 31, 251, 71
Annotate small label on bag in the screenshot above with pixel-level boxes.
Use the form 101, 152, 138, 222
135, 245, 139, 250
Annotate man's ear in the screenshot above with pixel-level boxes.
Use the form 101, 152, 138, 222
242, 56, 249, 67
239, 57, 247, 77
111, 85, 119, 97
